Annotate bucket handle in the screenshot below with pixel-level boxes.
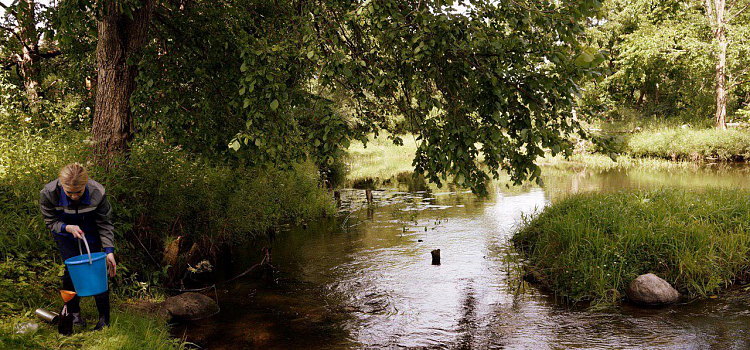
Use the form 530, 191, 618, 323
77, 237, 93, 265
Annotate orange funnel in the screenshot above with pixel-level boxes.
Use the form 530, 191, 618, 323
60, 290, 77, 303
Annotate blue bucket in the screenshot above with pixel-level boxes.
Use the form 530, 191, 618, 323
64, 240, 108, 297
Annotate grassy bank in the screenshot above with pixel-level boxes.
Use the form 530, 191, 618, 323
345, 133, 418, 186
0, 129, 335, 348
627, 128, 750, 161
513, 189, 750, 305
0, 306, 183, 350
540, 153, 698, 172
343, 133, 705, 189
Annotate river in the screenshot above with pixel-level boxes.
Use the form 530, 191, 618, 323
172, 165, 750, 349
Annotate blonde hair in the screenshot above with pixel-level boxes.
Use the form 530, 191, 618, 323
59, 163, 89, 188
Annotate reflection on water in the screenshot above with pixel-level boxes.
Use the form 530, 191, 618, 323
173, 166, 750, 349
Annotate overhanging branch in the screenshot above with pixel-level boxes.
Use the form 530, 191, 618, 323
0, 23, 34, 53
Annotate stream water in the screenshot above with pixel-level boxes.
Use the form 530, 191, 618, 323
172, 165, 750, 349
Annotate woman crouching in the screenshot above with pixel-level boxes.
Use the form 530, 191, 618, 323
39, 162, 117, 330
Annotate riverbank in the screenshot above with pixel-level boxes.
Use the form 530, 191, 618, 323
512, 189, 750, 305
343, 132, 711, 189
0, 299, 182, 349
345, 133, 419, 187
627, 128, 750, 162
0, 129, 335, 348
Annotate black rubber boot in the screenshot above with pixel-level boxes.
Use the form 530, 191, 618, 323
94, 291, 110, 330
93, 317, 108, 331
71, 312, 86, 326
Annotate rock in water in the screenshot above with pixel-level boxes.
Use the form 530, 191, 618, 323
164, 292, 220, 321
626, 273, 679, 305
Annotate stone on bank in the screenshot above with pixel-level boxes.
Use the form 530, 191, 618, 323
164, 292, 220, 321
626, 273, 680, 305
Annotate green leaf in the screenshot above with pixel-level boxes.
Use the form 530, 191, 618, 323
243, 98, 250, 108
229, 140, 240, 151
270, 99, 279, 111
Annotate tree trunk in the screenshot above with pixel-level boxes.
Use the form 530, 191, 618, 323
17, 0, 40, 103
637, 80, 646, 108
714, 0, 728, 129
92, 0, 154, 164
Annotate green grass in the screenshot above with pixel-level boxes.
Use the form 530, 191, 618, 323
540, 153, 698, 172
345, 133, 418, 185
513, 189, 750, 305
627, 128, 750, 161
0, 306, 183, 350
343, 132, 708, 190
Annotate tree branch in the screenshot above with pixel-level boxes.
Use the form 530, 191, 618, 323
731, 78, 750, 88
728, 2, 750, 21
0, 23, 33, 53
0, 55, 19, 70
0, 0, 19, 18
38, 49, 62, 58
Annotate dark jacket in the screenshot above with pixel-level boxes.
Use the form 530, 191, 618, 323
40, 179, 115, 254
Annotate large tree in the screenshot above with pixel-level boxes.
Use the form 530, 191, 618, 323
705, 0, 750, 129
39, 0, 602, 192
91, 0, 154, 163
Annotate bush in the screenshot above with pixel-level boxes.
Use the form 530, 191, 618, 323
513, 189, 750, 305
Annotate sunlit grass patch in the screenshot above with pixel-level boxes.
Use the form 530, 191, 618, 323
513, 189, 750, 305
540, 153, 697, 172
0, 308, 184, 350
627, 128, 750, 162
346, 133, 418, 184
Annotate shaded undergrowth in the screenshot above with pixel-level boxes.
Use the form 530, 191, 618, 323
0, 129, 335, 348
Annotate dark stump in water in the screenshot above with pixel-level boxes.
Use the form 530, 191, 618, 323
431, 249, 441, 265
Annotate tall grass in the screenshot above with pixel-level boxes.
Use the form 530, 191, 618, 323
0, 130, 334, 262
540, 153, 698, 172
513, 189, 750, 305
346, 133, 418, 185
627, 128, 750, 161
